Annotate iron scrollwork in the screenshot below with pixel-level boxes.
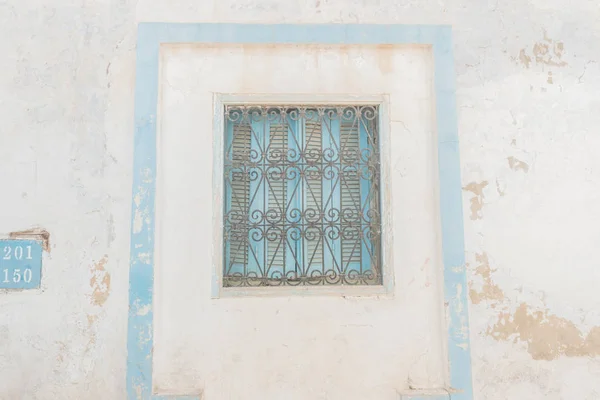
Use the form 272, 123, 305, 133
223, 105, 382, 287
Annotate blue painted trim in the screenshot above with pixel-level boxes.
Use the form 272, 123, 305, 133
127, 23, 472, 399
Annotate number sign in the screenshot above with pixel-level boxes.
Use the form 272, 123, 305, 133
0, 240, 43, 289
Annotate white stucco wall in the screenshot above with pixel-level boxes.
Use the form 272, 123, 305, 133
1, 0, 599, 399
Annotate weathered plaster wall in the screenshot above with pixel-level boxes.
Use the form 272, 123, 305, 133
154, 43, 444, 399
1, 0, 599, 399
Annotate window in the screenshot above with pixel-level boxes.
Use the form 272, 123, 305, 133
223, 105, 382, 287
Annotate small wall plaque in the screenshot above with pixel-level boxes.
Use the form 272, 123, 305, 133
0, 239, 43, 289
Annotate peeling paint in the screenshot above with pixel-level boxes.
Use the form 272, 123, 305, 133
488, 303, 600, 360
463, 181, 488, 220
137, 252, 151, 264
133, 209, 144, 234
133, 383, 143, 400
518, 49, 531, 68
133, 186, 148, 207
507, 156, 529, 173
533, 40, 567, 67
453, 282, 470, 341
90, 255, 111, 307
468, 253, 504, 306
136, 304, 151, 316
455, 283, 464, 314
86, 314, 99, 350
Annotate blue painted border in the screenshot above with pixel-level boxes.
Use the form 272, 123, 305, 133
127, 23, 472, 400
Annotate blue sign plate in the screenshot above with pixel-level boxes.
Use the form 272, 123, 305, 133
0, 240, 43, 289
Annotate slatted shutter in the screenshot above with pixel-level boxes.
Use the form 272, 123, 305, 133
339, 120, 362, 270
228, 124, 251, 268
304, 118, 324, 271
266, 122, 288, 271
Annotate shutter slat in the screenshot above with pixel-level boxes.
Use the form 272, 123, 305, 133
230, 124, 251, 265
304, 119, 323, 268
267, 122, 288, 269
340, 121, 361, 266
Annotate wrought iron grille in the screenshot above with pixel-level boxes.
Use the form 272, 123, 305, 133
223, 105, 382, 287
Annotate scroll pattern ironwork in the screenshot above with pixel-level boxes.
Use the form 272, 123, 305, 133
223, 105, 382, 287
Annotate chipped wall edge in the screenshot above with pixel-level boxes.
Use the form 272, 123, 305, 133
7, 227, 50, 252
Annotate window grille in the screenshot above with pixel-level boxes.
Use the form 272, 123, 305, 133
223, 105, 382, 287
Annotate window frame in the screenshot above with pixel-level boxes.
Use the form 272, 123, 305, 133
212, 93, 395, 298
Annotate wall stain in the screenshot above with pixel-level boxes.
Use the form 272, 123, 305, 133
469, 249, 600, 361
488, 303, 600, 360
463, 181, 488, 220
55, 341, 67, 363
421, 257, 431, 288
516, 32, 567, 69
90, 255, 111, 307
469, 252, 504, 307
518, 49, 532, 68
107, 213, 116, 247
376, 44, 394, 74
507, 156, 530, 173
533, 40, 567, 67
85, 314, 99, 351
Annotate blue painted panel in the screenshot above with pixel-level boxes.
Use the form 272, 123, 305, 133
0, 240, 42, 289
434, 30, 474, 400
126, 22, 160, 400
